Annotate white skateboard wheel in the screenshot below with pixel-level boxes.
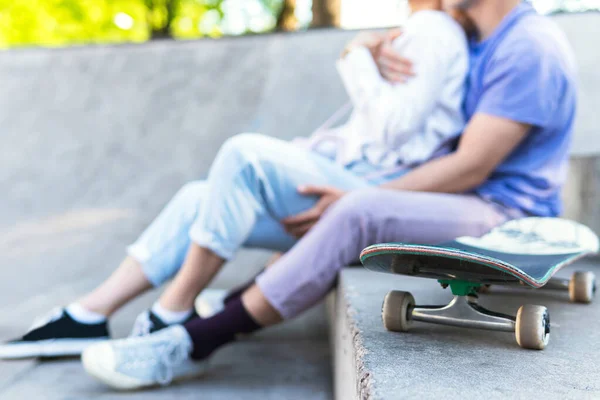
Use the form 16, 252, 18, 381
569, 271, 596, 304
515, 305, 550, 350
382, 290, 415, 332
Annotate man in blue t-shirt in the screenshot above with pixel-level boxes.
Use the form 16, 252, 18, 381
463, 1, 577, 217
372, 0, 578, 218
284, 0, 578, 226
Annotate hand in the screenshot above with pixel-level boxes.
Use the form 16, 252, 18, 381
375, 30, 415, 83
282, 185, 346, 238
342, 29, 401, 59
342, 31, 386, 59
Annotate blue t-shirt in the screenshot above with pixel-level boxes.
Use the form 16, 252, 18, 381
464, 2, 578, 217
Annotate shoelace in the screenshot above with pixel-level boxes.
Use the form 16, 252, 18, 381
129, 312, 153, 337
28, 307, 64, 332
117, 329, 192, 386
155, 338, 192, 385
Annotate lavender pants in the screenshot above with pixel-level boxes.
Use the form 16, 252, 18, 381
256, 189, 519, 319
127, 133, 518, 319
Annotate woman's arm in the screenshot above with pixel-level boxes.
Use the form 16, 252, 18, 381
337, 29, 461, 148
380, 114, 531, 193
340, 29, 413, 78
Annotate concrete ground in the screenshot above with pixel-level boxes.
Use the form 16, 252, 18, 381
335, 262, 600, 399
0, 158, 333, 399
0, 243, 332, 400
0, 147, 333, 398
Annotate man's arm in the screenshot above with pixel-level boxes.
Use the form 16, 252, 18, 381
284, 113, 530, 238
381, 113, 530, 193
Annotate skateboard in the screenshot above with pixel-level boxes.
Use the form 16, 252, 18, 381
360, 217, 599, 350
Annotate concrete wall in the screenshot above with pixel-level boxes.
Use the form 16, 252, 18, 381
553, 12, 600, 156
0, 30, 356, 303
554, 12, 600, 233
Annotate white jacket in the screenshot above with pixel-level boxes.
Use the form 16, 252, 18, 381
307, 10, 469, 169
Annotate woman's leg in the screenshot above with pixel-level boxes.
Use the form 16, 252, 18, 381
77, 257, 152, 317
4, 132, 369, 359
156, 133, 370, 312
0, 181, 212, 359
11, 130, 361, 342
77, 181, 210, 317
78, 166, 298, 318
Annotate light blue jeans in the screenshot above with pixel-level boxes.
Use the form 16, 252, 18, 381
127, 133, 402, 286
128, 133, 520, 318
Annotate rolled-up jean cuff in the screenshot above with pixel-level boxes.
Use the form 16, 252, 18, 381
188, 231, 235, 261
126, 243, 167, 287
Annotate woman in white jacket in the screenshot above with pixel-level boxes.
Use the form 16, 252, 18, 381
0, 0, 474, 383
308, 7, 469, 174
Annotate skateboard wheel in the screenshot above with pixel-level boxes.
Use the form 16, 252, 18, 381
515, 305, 550, 350
569, 271, 596, 304
382, 291, 415, 332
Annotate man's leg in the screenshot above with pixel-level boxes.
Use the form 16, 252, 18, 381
80, 188, 515, 390
255, 188, 514, 320
176, 189, 513, 357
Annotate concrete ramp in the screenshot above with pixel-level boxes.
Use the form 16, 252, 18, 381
0, 29, 357, 399
0, 29, 355, 302
553, 12, 600, 157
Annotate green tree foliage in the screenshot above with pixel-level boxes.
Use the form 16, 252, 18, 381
169, 0, 284, 39
0, 0, 286, 48
2, 0, 595, 49
0, 0, 150, 48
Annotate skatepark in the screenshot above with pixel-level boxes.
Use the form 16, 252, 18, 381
1, 10, 600, 400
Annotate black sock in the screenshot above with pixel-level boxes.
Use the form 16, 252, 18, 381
184, 296, 261, 360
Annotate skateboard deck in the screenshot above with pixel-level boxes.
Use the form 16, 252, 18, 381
360, 218, 599, 288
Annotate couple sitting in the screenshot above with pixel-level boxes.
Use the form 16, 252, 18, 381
0, 0, 577, 391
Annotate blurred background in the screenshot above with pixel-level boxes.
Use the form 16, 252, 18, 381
1, 0, 599, 49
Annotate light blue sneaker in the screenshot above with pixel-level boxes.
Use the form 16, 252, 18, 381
81, 325, 206, 390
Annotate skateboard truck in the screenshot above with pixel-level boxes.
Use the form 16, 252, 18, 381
382, 280, 550, 350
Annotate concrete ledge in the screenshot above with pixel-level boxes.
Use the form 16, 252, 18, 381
329, 263, 600, 399
555, 12, 600, 236
562, 155, 600, 235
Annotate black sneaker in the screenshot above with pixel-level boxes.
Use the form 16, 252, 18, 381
129, 309, 200, 337
0, 308, 110, 359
